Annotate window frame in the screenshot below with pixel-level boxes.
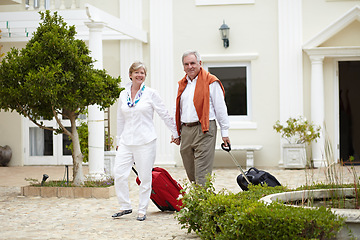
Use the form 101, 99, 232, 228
203, 61, 253, 123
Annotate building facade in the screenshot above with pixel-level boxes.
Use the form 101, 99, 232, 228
1, 0, 360, 170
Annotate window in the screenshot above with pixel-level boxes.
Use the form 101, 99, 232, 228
29, 127, 53, 156
203, 62, 253, 125
208, 66, 247, 116
62, 127, 72, 156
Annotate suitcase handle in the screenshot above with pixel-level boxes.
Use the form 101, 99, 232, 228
221, 143, 231, 152
132, 167, 138, 176
247, 167, 260, 173
132, 166, 157, 176
221, 143, 251, 185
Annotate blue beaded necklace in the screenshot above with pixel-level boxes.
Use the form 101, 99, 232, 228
127, 84, 145, 108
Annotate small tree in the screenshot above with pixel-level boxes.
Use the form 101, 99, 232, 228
0, 11, 122, 185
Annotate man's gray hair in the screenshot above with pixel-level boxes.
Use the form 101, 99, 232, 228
182, 50, 201, 64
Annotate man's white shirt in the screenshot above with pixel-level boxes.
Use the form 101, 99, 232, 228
177, 75, 230, 137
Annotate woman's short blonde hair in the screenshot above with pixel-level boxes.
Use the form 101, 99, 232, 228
129, 61, 147, 77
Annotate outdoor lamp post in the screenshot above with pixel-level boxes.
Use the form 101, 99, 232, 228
219, 20, 230, 48
41, 174, 49, 186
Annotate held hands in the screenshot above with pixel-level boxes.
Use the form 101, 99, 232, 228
171, 136, 181, 145
170, 136, 228, 146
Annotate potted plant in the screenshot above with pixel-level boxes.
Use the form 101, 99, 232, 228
273, 116, 321, 168
0, 145, 12, 166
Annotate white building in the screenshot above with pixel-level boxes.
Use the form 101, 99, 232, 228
1, 0, 360, 171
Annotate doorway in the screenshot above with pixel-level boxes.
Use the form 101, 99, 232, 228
339, 61, 360, 164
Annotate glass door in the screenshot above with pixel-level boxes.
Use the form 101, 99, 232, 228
339, 61, 360, 165
25, 115, 79, 165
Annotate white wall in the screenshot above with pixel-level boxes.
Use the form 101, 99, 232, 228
0, 42, 27, 166
3, 0, 360, 167
302, 1, 360, 163
0, 111, 23, 166
172, 0, 281, 167
302, 0, 360, 43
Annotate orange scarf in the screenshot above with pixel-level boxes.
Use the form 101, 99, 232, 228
175, 68, 225, 135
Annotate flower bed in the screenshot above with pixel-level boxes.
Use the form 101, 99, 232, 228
21, 185, 115, 198
22, 177, 115, 198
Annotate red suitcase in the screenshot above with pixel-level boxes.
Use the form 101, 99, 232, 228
132, 167, 184, 212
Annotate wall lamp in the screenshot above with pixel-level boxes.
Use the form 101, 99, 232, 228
219, 20, 230, 48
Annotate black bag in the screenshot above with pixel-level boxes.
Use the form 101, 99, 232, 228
237, 167, 281, 191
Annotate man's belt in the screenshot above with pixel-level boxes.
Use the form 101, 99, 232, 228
182, 121, 201, 127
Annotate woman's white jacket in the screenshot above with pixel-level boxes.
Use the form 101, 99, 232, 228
116, 83, 178, 146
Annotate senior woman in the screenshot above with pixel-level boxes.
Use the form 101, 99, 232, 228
112, 61, 180, 221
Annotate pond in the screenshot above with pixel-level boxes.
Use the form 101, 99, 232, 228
286, 196, 359, 209
260, 188, 360, 240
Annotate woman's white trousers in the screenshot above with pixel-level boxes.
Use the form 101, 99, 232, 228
114, 140, 156, 215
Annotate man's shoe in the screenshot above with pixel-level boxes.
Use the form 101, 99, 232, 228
112, 209, 132, 218
136, 214, 146, 221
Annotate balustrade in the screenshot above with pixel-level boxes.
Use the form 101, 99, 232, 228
25, 0, 79, 10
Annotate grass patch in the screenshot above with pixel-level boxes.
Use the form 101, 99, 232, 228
25, 177, 114, 188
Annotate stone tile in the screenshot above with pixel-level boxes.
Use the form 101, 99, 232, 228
21, 186, 40, 197
91, 186, 115, 198
41, 187, 58, 198
1, 165, 360, 240
58, 187, 75, 198
73, 187, 92, 198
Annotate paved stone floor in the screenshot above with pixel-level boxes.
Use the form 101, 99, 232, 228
0, 165, 359, 240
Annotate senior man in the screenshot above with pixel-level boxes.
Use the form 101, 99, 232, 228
174, 50, 230, 186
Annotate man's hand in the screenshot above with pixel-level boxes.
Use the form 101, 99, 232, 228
222, 137, 230, 147
171, 136, 181, 145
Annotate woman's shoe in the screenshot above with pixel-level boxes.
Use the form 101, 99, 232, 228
112, 209, 132, 218
136, 214, 146, 221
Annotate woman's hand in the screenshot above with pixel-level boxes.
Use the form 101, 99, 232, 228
171, 136, 181, 145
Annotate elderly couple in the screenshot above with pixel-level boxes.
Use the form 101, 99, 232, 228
112, 50, 231, 221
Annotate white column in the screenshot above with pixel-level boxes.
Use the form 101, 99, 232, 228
278, 0, 303, 166
310, 56, 326, 168
34, 0, 39, 8
149, 0, 175, 166
85, 22, 106, 179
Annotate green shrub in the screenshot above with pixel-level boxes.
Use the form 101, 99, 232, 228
67, 121, 89, 163
176, 178, 217, 235
176, 178, 345, 240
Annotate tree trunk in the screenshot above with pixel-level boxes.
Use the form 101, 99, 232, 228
69, 116, 84, 186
